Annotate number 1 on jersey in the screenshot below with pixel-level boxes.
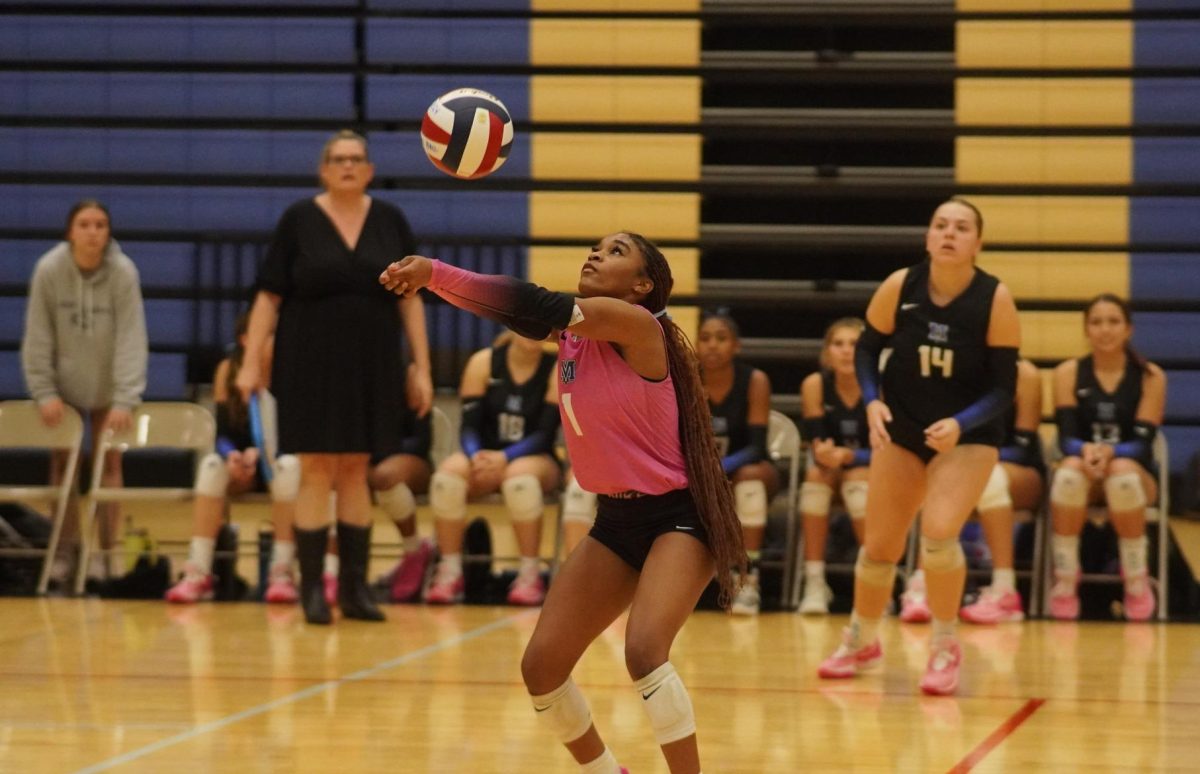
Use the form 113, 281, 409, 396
918, 345, 954, 378
561, 393, 583, 437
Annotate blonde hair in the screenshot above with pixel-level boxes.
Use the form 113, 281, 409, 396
319, 129, 369, 165
819, 317, 865, 370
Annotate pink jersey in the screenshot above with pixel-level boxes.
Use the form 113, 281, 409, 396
557, 326, 689, 495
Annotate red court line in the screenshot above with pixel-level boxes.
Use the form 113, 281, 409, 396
948, 698, 1046, 773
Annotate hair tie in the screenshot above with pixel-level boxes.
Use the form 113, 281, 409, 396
653, 309, 670, 319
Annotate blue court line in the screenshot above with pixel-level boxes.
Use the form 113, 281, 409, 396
71, 610, 535, 774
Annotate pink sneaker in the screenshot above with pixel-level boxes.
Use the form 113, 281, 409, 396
1048, 572, 1080, 621
424, 564, 464, 605
1123, 574, 1156, 621
390, 539, 433, 602
818, 628, 883, 679
900, 576, 931, 623
960, 586, 1025, 624
507, 568, 546, 606
264, 564, 298, 604
323, 571, 338, 607
920, 638, 962, 696
165, 564, 214, 603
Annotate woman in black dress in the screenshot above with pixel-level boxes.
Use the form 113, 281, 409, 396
237, 130, 432, 624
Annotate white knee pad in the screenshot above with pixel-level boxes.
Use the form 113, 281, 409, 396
734, 480, 768, 528
840, 480, 869, 521
430, 471, 468, 522
269, 454, 300, 502
562, 478, 597, 526
530, 678, 592, 744
800, 481, 833, 516
855, 548, 896, 589
634, 662, 696, 746
502, 474, 544, 523
194, 453, 229, 498
977, 464, 1012, 512
376, 482, 416, 521
1104, 471, 1147, 512
921, 535, 965, 572
1051, 466, 1088, 509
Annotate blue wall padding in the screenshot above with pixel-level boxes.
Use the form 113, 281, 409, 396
366, 75, 530, 122
1134, 22, 1200, 68
1132, 313, 1200, 361
1129, 198, 1200, 245
1131, 253, 1200, 301
1133, 138, 1200, 184
371, 130, 530, 178
1165, 371, 1200, 423
1162, 426, 1200, 476
367, 19, 529, 64
144, 353, 190, 400
1134, 79, 1200, 126
368, 0, 527, 9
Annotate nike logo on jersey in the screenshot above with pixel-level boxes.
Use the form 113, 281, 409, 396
642, 686, 663, 700
1077, 388, 1091, 398
901, 303, 920, 310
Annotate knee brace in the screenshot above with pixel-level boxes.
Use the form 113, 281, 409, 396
1051, 466, 1088, 509
269, 454, 300, 502
502, 474, 544, 523
562, 478, 597, 526
855, 548, 896, 589
840, 480, 869, 521
530, 678, 592, 744
1104, 471, 1147, 512
376, 482, 416, 521
634, 662, 696, 746
733, 480, 768, 528
921, 535, 965, 572
430, 471, 468, 522
977, 464, 1012, 512
800, 481, 833, 516
194, 453, 229, 498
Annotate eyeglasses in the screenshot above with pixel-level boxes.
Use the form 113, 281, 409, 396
326, 155, 368, 166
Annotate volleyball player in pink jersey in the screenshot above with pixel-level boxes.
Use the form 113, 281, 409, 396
381, 232, 743, 774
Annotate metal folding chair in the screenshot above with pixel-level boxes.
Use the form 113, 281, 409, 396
0, 400, 85, 594
762, 410, 802, 608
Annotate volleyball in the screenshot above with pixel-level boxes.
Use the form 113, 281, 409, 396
420, 88, 514, 179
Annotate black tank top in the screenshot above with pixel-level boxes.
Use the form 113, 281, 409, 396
882, 261, 1001, 429
481, 343, 557, 451
821, 370, 869, 450
1074, 354, 1146, 445
708, 360, 753, 457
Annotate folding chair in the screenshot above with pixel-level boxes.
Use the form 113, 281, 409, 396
75, 402, 215, 594
0, 400, 84, 595
762, 410, 801, 609
1040, 428, 1170, 622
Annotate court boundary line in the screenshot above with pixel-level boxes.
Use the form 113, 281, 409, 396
947, 697, 1046, 773
70, 610, 535, 774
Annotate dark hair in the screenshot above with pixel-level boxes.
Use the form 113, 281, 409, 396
625, 232, 746, 608
820, 317, 865, 370
937, 196, 984, 237
1085, 293, 1148, 372
320, 129, 369, 164
223, 312, 251, 429
65, 199, 112, 240
700, 307, 740, 340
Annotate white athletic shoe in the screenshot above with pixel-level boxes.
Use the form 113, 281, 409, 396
731, 572, 761, 616
799, 577, 833, 615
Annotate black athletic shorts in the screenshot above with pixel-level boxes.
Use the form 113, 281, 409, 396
590, 488, 710, 571
886, 408, 1003, 465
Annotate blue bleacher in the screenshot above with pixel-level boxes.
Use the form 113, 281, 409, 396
0, 296, 26, 342
145, 352, 190, 401
366, 75, 529, 122
13, 0, 354, 5
0, 185, 530, 238
0, 73, 354, 120
1129, 198, 1200, 245
1134, 79, 1200, 126
368, 0, 527, 8
1132, 313, 1200, 362
1166, 371, 1200, 424
1163, 426, 1200, 476
1130, 254, 1200, 301
366, 19, 528, 65
1133, 139, 1200, 185
1134, 22, 1200, 69
0, 350, 23, 399
0, 240, 198, 290
0, 17, 354, 64
371, 131, 530, 178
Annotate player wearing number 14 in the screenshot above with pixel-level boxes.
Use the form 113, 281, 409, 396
818, 198, 1021, 696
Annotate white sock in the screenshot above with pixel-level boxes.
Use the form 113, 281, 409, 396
908, 569, 925, 590
323, 553, 339, 577
440, 553, 463, 576
189, 536, 215, 575
519, 556, 540, 575
805, 560, 825, 580
849, 611, 881, 647
579, 747, 621, 774
1119, 535, 1148, 578
271, 540, 295, 568
932, 618, 957, 643
1052, 535, 1080, 575
402, 532, 421, 554
992, 567, 1016, 593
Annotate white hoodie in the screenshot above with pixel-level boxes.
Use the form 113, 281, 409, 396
20, 239, 148, 412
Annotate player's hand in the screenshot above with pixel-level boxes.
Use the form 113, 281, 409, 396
37, 397, 64, 428
242, 447, 261, 470
866, 400, 892, 448
105, 408, 133, 434
407, 362, 434, 418
924, 417, 961, 453
236, 359, 262, 404
380, 255, 434, 297
470, 450, 507, 478
811, 438, 841, 469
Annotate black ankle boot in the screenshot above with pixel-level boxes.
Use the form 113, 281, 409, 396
294, 525, 332, 625
337, 521, 385, 622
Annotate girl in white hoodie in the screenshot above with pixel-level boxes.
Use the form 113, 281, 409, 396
21, 199, 148, 582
